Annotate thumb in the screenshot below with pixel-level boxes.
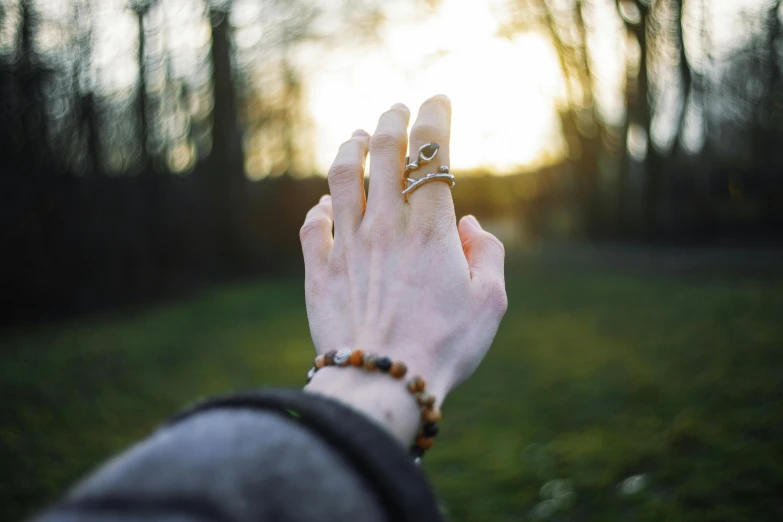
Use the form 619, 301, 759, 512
458, 215, 506, 283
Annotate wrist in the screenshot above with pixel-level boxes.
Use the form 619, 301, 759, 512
304, 366, 422, 446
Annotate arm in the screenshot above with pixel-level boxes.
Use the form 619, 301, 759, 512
36, 407, 391, 522
34, 390, 438, 522
31, 96, 507, 522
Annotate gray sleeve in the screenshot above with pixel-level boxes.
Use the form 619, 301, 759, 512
32, 409, 389, 522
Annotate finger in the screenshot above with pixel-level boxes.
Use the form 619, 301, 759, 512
328, 129, 370, 238
458, 215, 505, 283
405, 95, 453, 215
366, 103, 410, 214
300, 195, 334, 268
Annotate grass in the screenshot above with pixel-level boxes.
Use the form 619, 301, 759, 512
2, 259, 782, 521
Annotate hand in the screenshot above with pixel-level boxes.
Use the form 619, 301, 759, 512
301, 96, 507, 445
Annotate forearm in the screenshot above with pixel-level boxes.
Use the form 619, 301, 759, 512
33, 405, 386, 522
32, 389, 443, 522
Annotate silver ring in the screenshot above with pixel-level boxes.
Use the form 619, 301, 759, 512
403, 165, 455, 196
405, 142, 440, 175
402, 142, 455, 195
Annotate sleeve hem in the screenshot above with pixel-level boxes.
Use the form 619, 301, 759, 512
161, 388, 444, 522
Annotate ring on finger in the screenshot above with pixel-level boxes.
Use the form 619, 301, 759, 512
405, 142, 440, 175
403, 166, 455, 196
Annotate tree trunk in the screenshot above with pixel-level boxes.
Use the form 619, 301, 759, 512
208, 10, 247, 275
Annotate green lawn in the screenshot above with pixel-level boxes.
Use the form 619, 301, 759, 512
2, 260, 782, 521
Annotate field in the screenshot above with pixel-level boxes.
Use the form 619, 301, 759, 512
2, 255, 782, 521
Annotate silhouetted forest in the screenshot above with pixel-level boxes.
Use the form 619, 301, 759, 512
1, 0, 781, 325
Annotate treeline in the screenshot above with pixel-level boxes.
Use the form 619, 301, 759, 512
503, 0, 783, 238
2, 0, 782, 326
0, 1, 324, 325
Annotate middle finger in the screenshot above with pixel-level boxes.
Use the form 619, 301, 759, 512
366, 103, 411, 216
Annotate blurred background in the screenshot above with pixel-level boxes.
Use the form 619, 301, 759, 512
1, 0, 782, 520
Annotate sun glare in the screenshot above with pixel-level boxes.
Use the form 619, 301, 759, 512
304, 0, 566, 176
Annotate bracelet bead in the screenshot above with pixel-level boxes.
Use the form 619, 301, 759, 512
333, 348, 351, 366
415, 391, 435, 408
407, 377, 426, 393
363, 353, 378, 371
389, 361, 407, 379
349, 349, 364, 366
375, 356, 392, 372
422, 407, 442, 424
324, 350, 337, 365
415, 434, 435, 450
314, 354, 326, 369
422, 422, 439, 437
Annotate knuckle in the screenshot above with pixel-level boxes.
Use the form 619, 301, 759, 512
305, 205, 326, 221
318, 201, 332, 215
299, 216, 326, 242
327, 251, 348, 276
411, 213, 451, 245
411, 222, 438, 245
370, 131, 406, 153
483, 232, 506, 258
328, 161, 359, 188
299, 223, 315, 242
410, 123, 444, 144
356, 228, 373, 251
486, 279, 509, 315
359, 216, 392, 248
338, 137, 367, 154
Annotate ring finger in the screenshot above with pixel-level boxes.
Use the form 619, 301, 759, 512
405, 95, 454, 217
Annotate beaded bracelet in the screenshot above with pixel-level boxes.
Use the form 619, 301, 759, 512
306, 348, 441, 462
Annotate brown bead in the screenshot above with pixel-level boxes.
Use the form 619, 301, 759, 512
415, 434, 434, 450
363, 353, 377, 371
422, 407, 442, 424
389, 361, 407, 379
314, 354, 326, 369
350, 349, 364, 366
324, 350, 337, 365
416, 392, 435, 408
407, 377, 426, 393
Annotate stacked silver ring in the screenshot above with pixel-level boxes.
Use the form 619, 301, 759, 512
402, 142, 455, 196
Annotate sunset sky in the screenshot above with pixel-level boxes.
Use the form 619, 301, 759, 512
302, 0, 567, 174
300, 0, 764, 174
9, 0, 765, 177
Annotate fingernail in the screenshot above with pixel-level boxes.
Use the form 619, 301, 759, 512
390, 102, 407, 110
320, 194, 331, 203
465, 215, 480, 228
352, 129, 369, 138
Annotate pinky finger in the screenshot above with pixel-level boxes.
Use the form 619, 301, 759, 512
300, 195, 334, 268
